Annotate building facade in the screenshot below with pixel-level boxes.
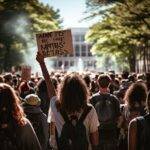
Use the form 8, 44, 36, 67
52, 28, 97, 71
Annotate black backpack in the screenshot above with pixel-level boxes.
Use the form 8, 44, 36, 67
57, 105, 92, 150
137, 114, 150, 150
92, 93, 117, 130
0, 124, 18, 150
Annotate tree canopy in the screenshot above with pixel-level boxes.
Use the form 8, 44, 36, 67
86, 0, 150, 72
0, 0, 62, 71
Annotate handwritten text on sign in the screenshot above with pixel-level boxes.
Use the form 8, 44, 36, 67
36, 29, 73, 57
21, 66, 31, 81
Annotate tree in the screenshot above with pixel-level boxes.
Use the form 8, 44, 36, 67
85, 0, 150, 72
0, 0, 62, 71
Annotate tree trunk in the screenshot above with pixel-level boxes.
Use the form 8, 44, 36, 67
128, 48, 136, 72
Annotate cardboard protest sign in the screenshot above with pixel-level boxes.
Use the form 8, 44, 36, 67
21, 66, 31, 81
36, 29, 73, 57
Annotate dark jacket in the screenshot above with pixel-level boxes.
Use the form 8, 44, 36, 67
16, 119, 42, 150
23, 105, 49, 150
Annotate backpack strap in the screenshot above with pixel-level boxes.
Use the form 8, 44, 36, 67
60, 105, 92, 123
78, 105, 92, 123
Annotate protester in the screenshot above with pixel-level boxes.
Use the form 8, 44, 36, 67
19, 81, 35, 99
119, 82, 147, 150
36, 52, 99, 150
90, 74, 121, 150
23, 94, 49, 150
0, 83, 41, 150
3, 73, 13, 86
109, 72, 117, 94
0, 75, 4, 83
36, 79, 50, 115
128, 91, 150, 150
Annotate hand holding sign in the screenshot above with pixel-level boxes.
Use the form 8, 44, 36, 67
36, 29, 73, 57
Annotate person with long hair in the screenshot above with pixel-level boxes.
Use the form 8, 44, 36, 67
128, 91, 150, 150
119, 82, 147, 150
0, 83, 41, 150
36, 52, 99, 150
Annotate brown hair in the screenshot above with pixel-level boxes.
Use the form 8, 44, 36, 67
98, 74, 111, 88
58, 73, 89, 113
0, 83, 25, 127
124, 82, 147, 108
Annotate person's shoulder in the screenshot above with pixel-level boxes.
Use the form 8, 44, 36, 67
50, 96, 57, 106
109, 93, 118, 99
16, 118, 34, 137
109, 93, 120, 102
22, 118, 33, 129
91, 92, 100, 98
90, 92, 101, 101
87, 103, 95, 109
87, 103, 97, 115
129, 118, 137, 129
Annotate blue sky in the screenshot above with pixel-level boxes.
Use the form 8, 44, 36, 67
40, 0, 94, 28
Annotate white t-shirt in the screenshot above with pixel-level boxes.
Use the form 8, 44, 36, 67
47, 96, 99, 150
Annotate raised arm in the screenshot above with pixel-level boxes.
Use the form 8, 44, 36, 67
36, 51, 56, 100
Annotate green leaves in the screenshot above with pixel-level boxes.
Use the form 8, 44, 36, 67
86, 0, 150, 71
0, 0, 61, 71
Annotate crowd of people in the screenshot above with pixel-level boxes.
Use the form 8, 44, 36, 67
0, 51, 150, 150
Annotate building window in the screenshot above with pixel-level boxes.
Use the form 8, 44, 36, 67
70, 61, 74, 66
87, 61, 93, 67
64, 61, 69, 67
74, 35, 80, 42
81, 35, 85, 42
75, 45, 80, 56
54, 61, 57, 67
88, 45, 92, 56
81, 45, 86, 57
58, 61, 62, 67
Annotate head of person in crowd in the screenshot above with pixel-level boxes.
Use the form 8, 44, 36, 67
3, 73, 13, 86
120, 79, 131, 90
137, 73, 145, 81
83, 74, 91, 88
0, 76, 4, 83
28, 80, 35, 89
57, 73, 89, 113
36, 79, 47, 93
109, 72, 115, 82
0, 83, 25, 127
97, 74, 111, 93
114, 78, 120, 89
23, 94, 41, 108
124, 82, 147, 108
90, 80, 99, 94
36, 78, 49, 114
19, 81, 35, 99
51, 77, 58, 91
12, 75, 18, 88
128, 74, 136, 83
121, 70, 129, 80
109, 73, 117, 94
